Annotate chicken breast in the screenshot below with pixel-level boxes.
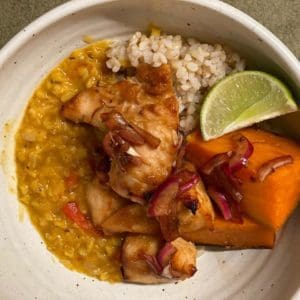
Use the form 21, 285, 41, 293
86, 178, 127, 228
177, 178, 215, 234
169, 237, 197, 278
62, 64, 179, 202
121, 235, 169, 284
121, 235, 197, 284
101, 204, 160, 235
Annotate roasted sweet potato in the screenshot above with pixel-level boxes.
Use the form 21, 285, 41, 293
181, 216, 275, 248
186, 128, 300, 230
101, 204, 160, 235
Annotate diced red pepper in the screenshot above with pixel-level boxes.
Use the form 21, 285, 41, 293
62, 202, 98, 235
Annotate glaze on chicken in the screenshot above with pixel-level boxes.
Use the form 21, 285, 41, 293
61, 63, 203, 284
62, 64, 179, 202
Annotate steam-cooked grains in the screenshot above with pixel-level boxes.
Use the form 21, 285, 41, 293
106, 31, 245, 132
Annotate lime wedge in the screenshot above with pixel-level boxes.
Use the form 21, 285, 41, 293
200, 71, 298, 141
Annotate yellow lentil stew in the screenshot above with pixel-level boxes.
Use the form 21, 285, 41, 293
15, 41, 123, 282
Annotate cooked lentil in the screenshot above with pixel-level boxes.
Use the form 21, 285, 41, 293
15, 41, 123, 282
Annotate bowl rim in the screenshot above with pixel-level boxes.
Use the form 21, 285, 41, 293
0, 0, 299, 81
0, 0, 299, 299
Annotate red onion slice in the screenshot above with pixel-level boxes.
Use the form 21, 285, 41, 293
207, 186, 232, 220
256, 155, 293, 182
102, 131, 115, 157
144, 254, 163, 274
202, 152, 231, 175
176, 170, 200, 195
112, 133, 130, 153
228, 198, 243, 224
147, 178, 179, 217
103, 130, 145, 172
214, 165, 243, 203
179, 177, 200, 195
118, 127, 145, 145
103, 131, 130, 157
222, 164, 242, 186
129, 122, 161, 148
103, 112, 127, 129
157, 242, 176, 268
147, 176, 181, 241
182, 197, 198, 215
228, 134, 254, 172
102, 111, 161, 148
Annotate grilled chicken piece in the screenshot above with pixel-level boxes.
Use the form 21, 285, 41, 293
121, 235, 197, 284
178, 178, 215, 233
136, 62, 173, 95
101, 204, 160, 235
86, 178, 127, 228
61, 87, 109, 127
175, 161, 215, 233
62, 64, 179, 202
169, 237, 197, 278
121, 235, 169, 284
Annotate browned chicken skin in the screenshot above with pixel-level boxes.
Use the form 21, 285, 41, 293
62, 64, 179, 202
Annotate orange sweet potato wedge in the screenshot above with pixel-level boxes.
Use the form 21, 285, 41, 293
181, 216, 275, 248
186, 128, 300, 230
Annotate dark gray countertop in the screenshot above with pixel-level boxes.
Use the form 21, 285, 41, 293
0, 0, 299, 58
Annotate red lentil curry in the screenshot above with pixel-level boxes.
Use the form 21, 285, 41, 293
15, 41, 123, 282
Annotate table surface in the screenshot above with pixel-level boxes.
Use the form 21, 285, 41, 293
0, 0, 299, 59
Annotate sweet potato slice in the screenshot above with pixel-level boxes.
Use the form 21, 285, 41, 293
181, 216, 275, 248
101, 204, 160, 235
121, 235, 169, 284
186, 128, 300, 230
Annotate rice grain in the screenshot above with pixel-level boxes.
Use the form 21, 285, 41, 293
106, 32, 245, 133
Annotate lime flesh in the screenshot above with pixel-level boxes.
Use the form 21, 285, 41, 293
200, 71, 298, 141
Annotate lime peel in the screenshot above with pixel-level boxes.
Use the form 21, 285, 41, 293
200, 71, 298, 141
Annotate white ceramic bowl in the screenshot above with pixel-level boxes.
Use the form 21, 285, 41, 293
0, 1, 299, 299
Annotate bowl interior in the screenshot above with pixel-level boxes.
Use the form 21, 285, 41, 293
0, 1, 299, 299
